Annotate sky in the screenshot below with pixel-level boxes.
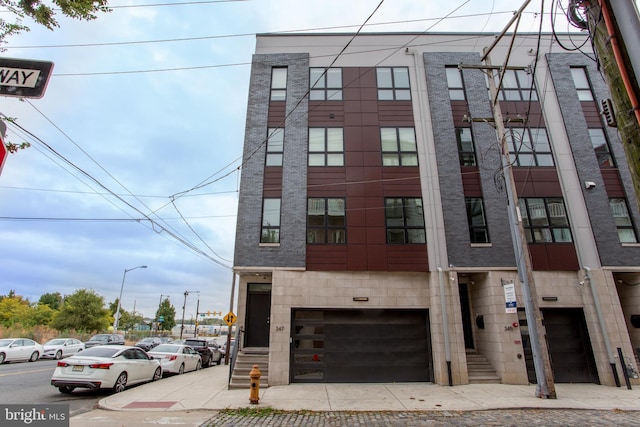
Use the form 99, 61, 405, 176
0, 0, 598, 321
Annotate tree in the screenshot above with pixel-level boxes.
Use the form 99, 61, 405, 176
156, 298, 176, 332
0, 294, 31, 327
39, 292, 63, 310
50, 289, 110, 332
1, 1, 111, 46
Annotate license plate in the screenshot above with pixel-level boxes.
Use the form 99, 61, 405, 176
72, 365, 84, 372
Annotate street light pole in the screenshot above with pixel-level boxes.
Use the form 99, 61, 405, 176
179, 290, 199, 340
113, 265, 147, 331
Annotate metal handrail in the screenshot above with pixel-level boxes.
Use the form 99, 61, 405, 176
227, 327, 243, 388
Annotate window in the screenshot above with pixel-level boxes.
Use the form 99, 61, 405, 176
466, 198, 490, 243
506, 127, 554, 166
456, 128, 476, 166
307, 198, 346, 244
266, 128, 284, 166
570, 67, 594, 101
385, 198, 426, 244
588, 128, 614, 168
270, 67, 287, 101
445, 66, 465, 100
495, 69, 537, 101
261, 198, 281, 243
519, 198, 572, 243
309, 128, 344, 166
381, 127, 418, 166
609, 198, 638, 243
310, 68, 342, 101
376, 67, 411, 100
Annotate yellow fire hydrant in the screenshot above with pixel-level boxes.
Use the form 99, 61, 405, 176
249, 364, 261, 404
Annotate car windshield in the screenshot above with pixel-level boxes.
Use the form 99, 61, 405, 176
72, 347, 120, 358
184, 340, 204, 347
0, 339, 13, 347
45, 339, 67, 345
151, 344, 180, 353
88, 335, 110, 342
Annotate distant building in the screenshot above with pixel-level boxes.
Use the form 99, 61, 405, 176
232, 32, 640, 386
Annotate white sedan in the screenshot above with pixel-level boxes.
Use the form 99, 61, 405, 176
0, 338, 44, 364
147, 344, 202, 375
41, 338, 85, 360
51, 345, 162, 394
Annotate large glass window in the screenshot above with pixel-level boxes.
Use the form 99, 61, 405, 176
465, 198, 490, 243
609, 198, 638, 243
588, 128, 614, 168
446, 66, 465, 100
495, 69, 537, 101
309, 128, 344, 166
519, 198, 572, 243
307, 198, 346, 244
310, 68, 342, 101
266, 128, 284, 166
570, 67, 594, 101
376, 67, 411, 100
271, 67, 287, 101
506, 127, 554, 167
385, 198, 426, 244
381, 127, 418, 166
456, 128, 476, 166
260, 198, 281, 243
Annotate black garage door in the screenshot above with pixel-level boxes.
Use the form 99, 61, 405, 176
290, 308, 433, 383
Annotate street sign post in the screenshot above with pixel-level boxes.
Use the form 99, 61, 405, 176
1, 57, 54, 98
223, 311, 236, 326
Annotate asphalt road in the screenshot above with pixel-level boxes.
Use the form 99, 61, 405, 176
0, 358, 107, 416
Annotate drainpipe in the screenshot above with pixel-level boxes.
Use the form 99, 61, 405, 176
584, 266, 620, 386
438, 267, 453, 386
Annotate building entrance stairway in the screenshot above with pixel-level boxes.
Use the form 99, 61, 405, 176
228, 347, 269, 389
466, 349, 501, 384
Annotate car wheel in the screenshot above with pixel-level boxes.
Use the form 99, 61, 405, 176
178, 363, 185, 375
58, 386, 75, 394
29, 352, 39, 362
196, 360, 202, 371
0, 353, 5, 364
55, 350, 63, 360
113, 372, 127, 393
152, 367, 162, 381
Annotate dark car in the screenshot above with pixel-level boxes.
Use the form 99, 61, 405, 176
207, 340, 223, 365
183, 338, 215, 367
84, 334, 125, 349
134, 337, 161, 351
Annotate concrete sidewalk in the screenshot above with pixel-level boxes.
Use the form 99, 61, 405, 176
69, 364, 640, 426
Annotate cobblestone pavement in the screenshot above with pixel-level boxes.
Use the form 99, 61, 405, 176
204, 409, 640, 427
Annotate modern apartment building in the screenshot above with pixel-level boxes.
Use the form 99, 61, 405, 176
232, 32, 640, 387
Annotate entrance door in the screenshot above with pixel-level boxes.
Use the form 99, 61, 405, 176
459, 283, 474, 349
245, 283, 271, 348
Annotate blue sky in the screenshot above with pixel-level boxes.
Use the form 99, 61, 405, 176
0, 0, 587, 319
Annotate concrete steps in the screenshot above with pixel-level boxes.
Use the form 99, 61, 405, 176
466, 350, 501, 384
228, 348, 269, 390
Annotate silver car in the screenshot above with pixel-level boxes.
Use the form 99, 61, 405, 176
41, 338, 85, 360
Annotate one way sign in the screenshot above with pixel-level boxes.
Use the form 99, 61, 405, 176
0, 57, 54, 98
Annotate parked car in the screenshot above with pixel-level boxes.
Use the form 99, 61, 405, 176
220, 339, 236, 358
41, 338, 85, 360
84, 334, 125, 348
183, 338, 215, 367
207, 340, 223, 365
156, 337, 173, 344
134, 337, 161, 351
51, 345, 162, 394
0, 338, 44, 364
147, 344, 202, 375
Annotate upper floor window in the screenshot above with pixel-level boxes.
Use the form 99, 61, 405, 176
519, 198, 572, 243
310, 68, 342, 101
381, 127, 418, 166
376, 67, 411, 100
465, 198, 490, 243
609, 198, 638, 243
307, 198, 346, 244
445, 66, 465, 100
261, 198, 281, 243
506, 127, 554, 167
496, 69, 537, 101
266, 128, 284, 166
271, 67, 287, 101
385, 198, 425, 244
309, 128, 344, 166
456, 128, 476, 166
570, 67, 594, 101
588, 128, 615, 168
